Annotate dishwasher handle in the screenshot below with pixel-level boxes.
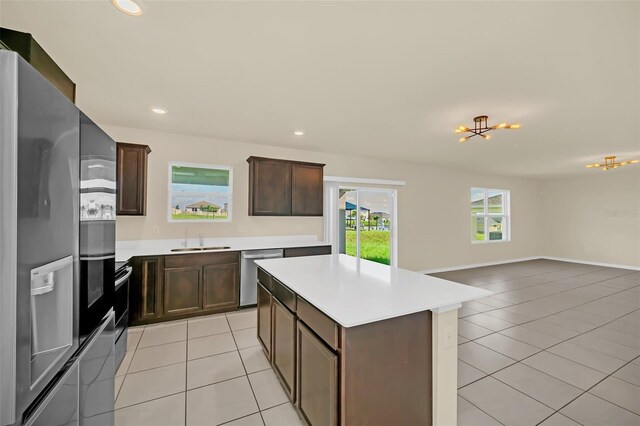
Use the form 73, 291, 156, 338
242, 253, 283, 260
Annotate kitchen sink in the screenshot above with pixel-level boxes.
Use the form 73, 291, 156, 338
170, 246, 231, 252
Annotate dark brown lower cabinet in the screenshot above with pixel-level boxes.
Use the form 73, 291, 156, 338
257, 282, 272, 359
130, 256, 164, 323
203, 263, 239, 311
297, 321, 338, 426
130, 252, 240, 325
283, 245, 331, 258
272, 299, 296, 402
164, 266, 201, 316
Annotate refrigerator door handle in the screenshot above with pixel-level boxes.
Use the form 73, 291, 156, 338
75, 310, 114, 361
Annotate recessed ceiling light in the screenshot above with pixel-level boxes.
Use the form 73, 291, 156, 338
112, 0, 142, 16
293, 131, 305, 136
151, 107, 167, 114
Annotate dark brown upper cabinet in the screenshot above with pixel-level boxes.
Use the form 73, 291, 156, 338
0, 27, 76, 102
291, 163, 324, 216
247, 157, 292, 216
247, 156, 324, 217
117, 142, 151, 216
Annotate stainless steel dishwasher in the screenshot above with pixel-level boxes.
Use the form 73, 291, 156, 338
240, 249, 283, 306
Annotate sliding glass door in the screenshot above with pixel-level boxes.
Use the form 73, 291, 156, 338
338, 188, 396, 266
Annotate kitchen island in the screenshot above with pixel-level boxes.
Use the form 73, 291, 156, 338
255, 254, 491, 426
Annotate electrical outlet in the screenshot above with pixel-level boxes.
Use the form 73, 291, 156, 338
152, 225, 160, 235
444, 326, 454, 348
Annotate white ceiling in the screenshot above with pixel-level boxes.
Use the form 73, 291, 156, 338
1, 0, 639, 177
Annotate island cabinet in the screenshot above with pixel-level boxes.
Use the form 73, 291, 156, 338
272, 298, 297, 400
257, 266, 433, 426
247, 156, 325, 217
257, 281, 272, 359
130, 251, 240, 325
257, 268, 341, 424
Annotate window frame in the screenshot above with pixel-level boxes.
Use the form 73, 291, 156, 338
167, 161, 233, 223
470, 187, 510, 244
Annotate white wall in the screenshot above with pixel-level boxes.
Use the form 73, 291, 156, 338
105, 125, 542, 271
540, 168, 640, 268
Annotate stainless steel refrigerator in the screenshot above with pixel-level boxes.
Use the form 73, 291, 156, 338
0, 50, 114, 426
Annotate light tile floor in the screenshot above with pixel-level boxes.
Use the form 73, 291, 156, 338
115, 259, 639, 425
115, 309, 303, 426
433, 259, 640, 426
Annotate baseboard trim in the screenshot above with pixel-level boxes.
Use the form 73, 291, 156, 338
418, 257, 541, 274
540, 256, 640, 271
419, 256, 640, 274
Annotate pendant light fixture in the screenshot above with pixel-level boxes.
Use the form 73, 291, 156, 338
586, 156, 639, 171
455, 115, 520, 143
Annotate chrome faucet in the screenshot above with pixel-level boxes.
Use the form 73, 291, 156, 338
198, 233, 205, 247
181, 228, 188, 247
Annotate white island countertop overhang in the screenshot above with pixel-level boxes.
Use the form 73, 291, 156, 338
256, 254, 492, 328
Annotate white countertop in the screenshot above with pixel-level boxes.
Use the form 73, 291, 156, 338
116, 235, 327, 262
256, 254, 492, 328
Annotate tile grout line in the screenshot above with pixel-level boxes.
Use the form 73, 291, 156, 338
114, 317, 263, 416
119, 331, 262, 378
460, 308, 640, 424
462, 273, 638, 324
225, 313, 267, 425
459, 298, 638, 386
217, 411, 263, 426
115, 372, 260, 413
458, 394, 507, 426
534, 354, 640, 425
459, 265, 634, 304
114, 390, 186, 412
459, 307, 640, 394
461, 281, 640, 349
455, 262, 619, 293
450, 263, 639, 425
456, 270, 636, 319
439, 260, 609, 284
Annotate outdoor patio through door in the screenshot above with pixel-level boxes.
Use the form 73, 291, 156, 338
339, 188, 396, 266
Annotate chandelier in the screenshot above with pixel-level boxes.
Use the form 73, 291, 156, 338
455, 115, 520, 142
586, 156, 639, 171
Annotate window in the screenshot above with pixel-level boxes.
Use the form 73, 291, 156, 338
168, 162, 232, 222
471, 188, 509, 243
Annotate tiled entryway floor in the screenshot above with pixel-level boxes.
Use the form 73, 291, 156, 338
432, 259, 640, 426
115, 309, 303, 426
